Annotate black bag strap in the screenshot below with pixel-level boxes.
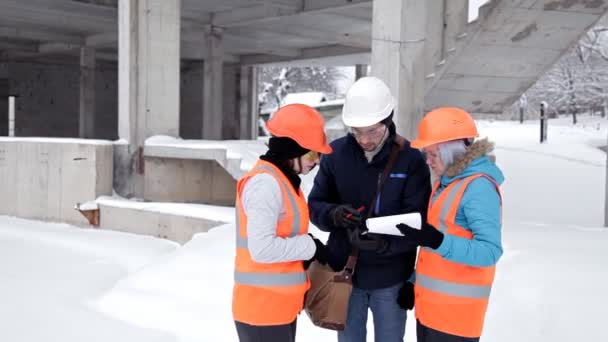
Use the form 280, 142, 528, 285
343, 135, 406, 275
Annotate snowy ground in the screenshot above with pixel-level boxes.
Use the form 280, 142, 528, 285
1, 115, 608, 341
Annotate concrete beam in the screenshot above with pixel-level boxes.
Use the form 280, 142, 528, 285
213, 0, 371, 27
238, 25, 370, 49
181, 43, 239, 62
0, 0, 116, 30
38, 42, 81, 54
0, 41, 38, 53
182, 27, 301, 58
0, 26, 84, 44
86, 32, 117, 47
240, 44, 368, 65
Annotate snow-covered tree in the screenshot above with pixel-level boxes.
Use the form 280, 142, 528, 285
257, 66, 344, 111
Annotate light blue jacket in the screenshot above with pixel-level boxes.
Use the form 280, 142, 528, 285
432, 156, 504, 267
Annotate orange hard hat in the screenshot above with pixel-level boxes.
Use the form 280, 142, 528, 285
266, 104, 333, 154
411, 107, 479, 149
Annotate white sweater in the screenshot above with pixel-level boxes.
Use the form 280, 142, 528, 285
241, 173, 316, 263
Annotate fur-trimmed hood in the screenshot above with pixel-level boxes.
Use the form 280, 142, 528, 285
441, 138, 504, 186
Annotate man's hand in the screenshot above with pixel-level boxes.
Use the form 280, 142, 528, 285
331, 205, 363, 229
396, 222, 444, 249
304, 234, 329, 270
348, 227, 389, 253
397, 282, 414, 310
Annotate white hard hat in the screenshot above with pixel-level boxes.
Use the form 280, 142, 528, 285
342, 76, 395, 127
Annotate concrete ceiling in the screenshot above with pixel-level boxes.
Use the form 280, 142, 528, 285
0, 0, 372, 65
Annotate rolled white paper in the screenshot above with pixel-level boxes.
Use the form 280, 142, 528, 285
365, 212, 422, 236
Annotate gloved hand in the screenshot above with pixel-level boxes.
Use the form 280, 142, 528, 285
397, 282, 414, 310
348, 227, 389, 254
396, 222, 444, 249
304, 234, 329, 270
331, 205, 363, 229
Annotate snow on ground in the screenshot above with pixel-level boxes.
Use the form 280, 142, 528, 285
1, 115, 608, 341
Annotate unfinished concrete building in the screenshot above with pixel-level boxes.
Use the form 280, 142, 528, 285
1, 0, 607, 242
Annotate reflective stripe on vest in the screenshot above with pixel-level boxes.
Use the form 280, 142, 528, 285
422, 179, 468, 254
234, 271, 307, 287
417, 274, 492, 299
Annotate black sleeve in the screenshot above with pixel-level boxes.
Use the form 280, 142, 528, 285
308, 154, 340, 232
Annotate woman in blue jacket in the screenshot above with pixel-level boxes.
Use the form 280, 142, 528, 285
396, 107, 504, 342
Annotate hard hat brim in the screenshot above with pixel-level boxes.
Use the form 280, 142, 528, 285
411, 138, 434, 149
318, 144, 333, 154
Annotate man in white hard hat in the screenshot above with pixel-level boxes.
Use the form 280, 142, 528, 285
308, 76, 431, 342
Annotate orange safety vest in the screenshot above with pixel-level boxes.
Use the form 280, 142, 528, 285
415, 174, 502, 338
232, 160, 311, 326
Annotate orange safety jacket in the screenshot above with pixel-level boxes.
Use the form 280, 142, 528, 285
232, 160, 311, 326
415, 174, 502, 338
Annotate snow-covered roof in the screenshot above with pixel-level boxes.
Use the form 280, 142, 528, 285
280, 92, 327, 107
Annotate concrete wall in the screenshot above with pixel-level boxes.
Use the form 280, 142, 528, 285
99, 204, 224, 244
1, 60, 241, 140
144, 157, 236, 206
0, 138, 113, 225
3, 61, 117, 139
180, 63, 241, 139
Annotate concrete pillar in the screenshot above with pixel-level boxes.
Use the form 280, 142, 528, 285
238, 65, 258, 140
8, 96, 14, 137
79, 47, 96, 138
425, 0, 444, 78
444, 0, 469, 56
117, 0, 181, 197
371, 0, 427, 139
605, 128, 608, 227
203, 26, 224, 140
0, 79, 7, 136
355, 64, 368, 80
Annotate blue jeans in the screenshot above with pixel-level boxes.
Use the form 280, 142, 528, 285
337, 282, 407, 342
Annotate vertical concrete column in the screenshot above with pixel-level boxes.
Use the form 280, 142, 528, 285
79, 47, 96, 138
355, 64, 368, 80
238, 65, 258, 140
371, 0, 427, 139
443, 0, 468, 56
425, 0, 444, 78
0, 79, 7, 136
8, 96, 14, 137
117, 0, 181, 197
202, 26, 224, 140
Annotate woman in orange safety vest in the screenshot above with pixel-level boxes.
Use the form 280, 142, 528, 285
233, 104, 332, 342
395, 107, 504, 342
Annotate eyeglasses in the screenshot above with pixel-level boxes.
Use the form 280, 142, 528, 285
422, 149, 439, 161
302, 150, 321, 162
350, 125, 386, 140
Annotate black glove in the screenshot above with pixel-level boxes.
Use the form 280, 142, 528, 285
331, 205, 363, 229
396, 222, 444, 249
304, 234, 329, 270
397, 282, 415, 310
348, 227, 389, 253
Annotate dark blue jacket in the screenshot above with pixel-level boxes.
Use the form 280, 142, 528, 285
308, 124, 431, 289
